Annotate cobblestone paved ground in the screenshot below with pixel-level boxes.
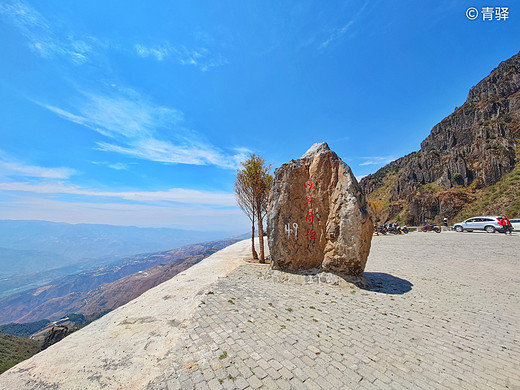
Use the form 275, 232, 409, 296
149, 232, 520, 390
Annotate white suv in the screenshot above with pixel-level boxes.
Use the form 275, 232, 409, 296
453, 216, 504, 233
509, 218, 520, 230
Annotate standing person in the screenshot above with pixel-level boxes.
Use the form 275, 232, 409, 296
497, 217, 506, 233
504, 217, 513, 235
443, 217, 448, 231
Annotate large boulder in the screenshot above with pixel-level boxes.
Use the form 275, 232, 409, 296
267, 142, 372, 276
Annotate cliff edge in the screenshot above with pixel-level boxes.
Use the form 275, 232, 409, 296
0, 239, 260, 390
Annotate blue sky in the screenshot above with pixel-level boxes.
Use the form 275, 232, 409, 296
0, 1, 518, 232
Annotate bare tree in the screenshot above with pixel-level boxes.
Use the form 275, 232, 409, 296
235, 155, 273, 263
234, 171, 258, 260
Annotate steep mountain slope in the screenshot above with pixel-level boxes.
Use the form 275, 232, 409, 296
360, 51, 520, 224
0, 238, 239, 324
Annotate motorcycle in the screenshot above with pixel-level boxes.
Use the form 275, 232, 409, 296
421, 223, 441, 233
387, 224, 400, 234
376, 223, 408, 235
377, 224, 388, 235
397, 225, 409, 234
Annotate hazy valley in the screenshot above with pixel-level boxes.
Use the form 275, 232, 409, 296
0, 220, 235, 298
0, 236, 241, 325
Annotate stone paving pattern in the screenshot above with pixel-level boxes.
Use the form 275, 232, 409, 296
150, 232, 520, 389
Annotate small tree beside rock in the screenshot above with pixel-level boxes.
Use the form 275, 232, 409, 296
234, 155, 273, 263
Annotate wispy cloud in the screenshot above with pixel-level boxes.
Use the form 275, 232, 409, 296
0, 152, 76, 179
359, 156, 397, 166
134, 43, 227, 71
0, 196, 248, 229
37, 88, 246, 169
135, 43, 170, 61
38, 89, 247, 169
108, 162, 129, 171
0, 0, 49, 32
0, 0, 97, 64
320, 21, 354, 48
92, 161, 130, 170
41, 91, 183, 139
1, 1, 225, 72
0, 181, 236, 207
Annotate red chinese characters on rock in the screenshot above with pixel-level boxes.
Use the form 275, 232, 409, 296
305, 195, 314, 207
305, 228, 317, 240
304, 180, 316, 241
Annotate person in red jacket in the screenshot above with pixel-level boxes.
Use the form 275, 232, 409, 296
503, 217, 513, 235
498, 217, 513, 235
498, 217, 506, 232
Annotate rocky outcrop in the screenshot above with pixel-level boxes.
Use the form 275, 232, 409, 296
41, 326, 70, 351
360, 51, 520, 224
267, 143, 372, 276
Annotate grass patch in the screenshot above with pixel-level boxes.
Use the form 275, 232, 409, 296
0, 333, 42, 374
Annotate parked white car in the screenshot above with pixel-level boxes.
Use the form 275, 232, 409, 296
509, 218, 520, 230
453, 216, 505, 233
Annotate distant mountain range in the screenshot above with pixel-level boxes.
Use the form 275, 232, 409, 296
0, 220, 237, 297
360, 51, 520, 224
0, 237, 241, 325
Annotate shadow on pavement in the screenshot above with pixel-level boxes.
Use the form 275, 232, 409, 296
363, 272, 413, 294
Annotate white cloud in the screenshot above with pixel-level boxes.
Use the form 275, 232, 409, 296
0, 152, 76, 179
0, 1, 49, 31
92, 161, 130, 170
38, 89, 246, 169
0, 181, 237, 207
0, 1, 97, 64
42, 92, 182, 139
135, 43, 170, 61
95, 139, 243, 169
1, 2, 226, 72
320, 21, 354, 48
359, 156, 397, 166
0, 196, 249, 230
108, 163, 129, 170
134, 42, 227, 71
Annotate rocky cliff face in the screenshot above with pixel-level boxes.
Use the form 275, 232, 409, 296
360, 51, 520, 224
